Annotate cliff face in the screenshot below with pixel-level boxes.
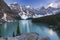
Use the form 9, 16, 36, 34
0, 8, 3, 19
0, 0, 19, 20
0, 0, 11, 13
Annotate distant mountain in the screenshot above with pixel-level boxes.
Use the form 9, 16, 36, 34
9, 2, 60, 19
9, 2, 34, 18
37, 6, 47, 15
37, 6, 60, 15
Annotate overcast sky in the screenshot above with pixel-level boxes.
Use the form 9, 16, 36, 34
5, 0, 56, 8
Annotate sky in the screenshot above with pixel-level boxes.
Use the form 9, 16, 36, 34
4, 0, 56, 8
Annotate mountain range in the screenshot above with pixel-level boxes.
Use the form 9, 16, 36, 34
0, 0, 60, 21
9, 2, 60, 16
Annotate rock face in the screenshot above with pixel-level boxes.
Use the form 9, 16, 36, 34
0, 6, 3, 19
9, 3, 34, 18
0, 0, 19, 20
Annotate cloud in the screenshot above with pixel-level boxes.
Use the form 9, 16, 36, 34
13, 2, 18, 4
47, 0, 60, 8
48, 2, 58, 8
55, 0, 60, 2
26, 5, 30, 8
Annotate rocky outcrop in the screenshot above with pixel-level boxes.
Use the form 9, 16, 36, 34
0, 33, 50, 40
16, 33, 50, 40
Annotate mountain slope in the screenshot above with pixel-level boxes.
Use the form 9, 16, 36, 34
0, 0, 19, 20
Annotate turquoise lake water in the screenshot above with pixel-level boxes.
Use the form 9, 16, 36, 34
0, 20, 59, 40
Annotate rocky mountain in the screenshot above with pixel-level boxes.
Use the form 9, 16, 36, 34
38, 6, 47, 15
10, 2, 20, 15
0, 0, 20, 21
9, 2, 34, 18
37, 6, 60, 15
0, 0, 60, 20
8, 1, 60, 19
0, 7, 3, 19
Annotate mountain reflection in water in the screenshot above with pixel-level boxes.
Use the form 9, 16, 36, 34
0, 20, 59, 40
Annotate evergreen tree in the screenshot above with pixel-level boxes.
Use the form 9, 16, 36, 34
16, 23, 20, 36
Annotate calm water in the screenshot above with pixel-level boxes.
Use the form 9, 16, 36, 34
0, 20, 59, 40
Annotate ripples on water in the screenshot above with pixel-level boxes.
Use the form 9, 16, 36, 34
0, 20, 60, 40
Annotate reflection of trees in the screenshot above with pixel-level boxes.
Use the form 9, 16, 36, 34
0, 29, 1, 37
32, 12, 60, 37
16, 22, 20, 36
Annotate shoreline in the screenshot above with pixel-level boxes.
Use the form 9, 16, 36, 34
0, 33, 50, 40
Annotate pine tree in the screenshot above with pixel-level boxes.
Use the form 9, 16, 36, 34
16, 23, 20, 36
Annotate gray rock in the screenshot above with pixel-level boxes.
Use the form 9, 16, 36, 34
16, 33, 50, 40
0, 33, 50, 40
16, 33, 38, 40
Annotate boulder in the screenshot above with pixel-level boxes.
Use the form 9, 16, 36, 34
16, 33, 50, 40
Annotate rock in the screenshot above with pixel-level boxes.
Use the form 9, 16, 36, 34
0, 33, 50, 40
0, 38, 5, 40
38, 37, 50, 40
16, 33, 50, 40
16, 33, 38, 40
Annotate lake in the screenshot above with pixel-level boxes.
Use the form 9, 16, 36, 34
0, 20, 59, 40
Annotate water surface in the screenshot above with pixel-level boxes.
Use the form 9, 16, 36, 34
0, 20, 59, 40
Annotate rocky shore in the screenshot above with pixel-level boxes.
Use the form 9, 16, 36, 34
0, 33, 50, 40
